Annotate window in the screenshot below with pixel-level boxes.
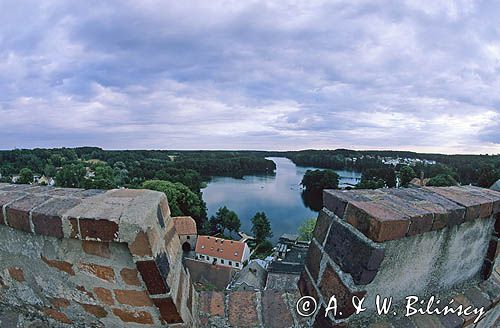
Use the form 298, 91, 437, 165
236, 263, 239, 267
187, 236, 190, 239
221, 260, 224, 264
229, 261, 232, 265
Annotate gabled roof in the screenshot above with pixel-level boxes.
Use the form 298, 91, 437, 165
195, 236, 247, 262
173, 216, 197, 235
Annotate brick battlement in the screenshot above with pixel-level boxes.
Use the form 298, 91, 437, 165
0, 183, 197, 327
1, 184, 499, 327
323, 186, 500, 242
301, 186, 500, 327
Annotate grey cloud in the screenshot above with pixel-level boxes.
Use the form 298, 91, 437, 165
0, 0, 499, 153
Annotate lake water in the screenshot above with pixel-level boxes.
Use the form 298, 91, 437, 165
202, 157, 361, 242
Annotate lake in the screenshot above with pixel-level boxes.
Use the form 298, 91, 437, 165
202, 157, 361, 242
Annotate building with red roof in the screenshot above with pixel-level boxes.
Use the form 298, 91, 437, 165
195, 236, 250, 270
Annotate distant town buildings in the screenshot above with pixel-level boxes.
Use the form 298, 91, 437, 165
265, 234, 309, 290
381, 157, 437, 166
195, 236, 250, 270
227, 260, 267, 291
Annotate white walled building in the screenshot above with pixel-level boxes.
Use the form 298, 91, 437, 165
195, 236, 250, 270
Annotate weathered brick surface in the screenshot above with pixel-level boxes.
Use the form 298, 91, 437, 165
0, 192, 30, 225
463, 286, 492, 310
76, 285, 95, 299
319, 263, 366, 319
462, 185, 500, 215
78, 218, 119, 241
8, 267, 25, 282
298, 270, 318, 301
323, 210, 384, 284
78, 303, 108, 318
478, 274, 500, 304
228, 291, 259, 327
82, 240, 111, 258
120, 267, 141, 286
322, 187, 500, 242
425, 186, 495, 220
93, 287, 114, 305
261, 290, 294, 328
485, 238, 498, 262
323, 189, 373, 219
31, 198, 81, 238
50, 298, 70, 309
41, 256, 75, 275
43, 307, 73, 324
312, 306, 337, 328
452, 294, 479, 326
0, 185, 193, 326
495, 213, 500, 237
155, 252, 170, 283
175, 267, 186, 310
136, 260, 169, 294
304, 241, 322, 282
437, 311, 464, 328
112, 308, 154, 324
129, 231, 152, 257
345, 201, 410, 242
152, 297, 183, 324
114, 289, 153, 307
481, 259, 493, 280
78, 262, 115, 282
313, 209, 333, 245
6, 195, 50, 232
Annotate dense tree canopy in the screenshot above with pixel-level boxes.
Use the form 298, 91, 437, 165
18, 168, 34, 184
301, 169, 339, 192
298, 218, 316, 241
426, 174, 458, 187
56, 164, 86, 188
399, 166, 416, 187
251, 212, 273, 245
356, 178, 385, 189
205, 206, 241, 237
142, 180, 207, 228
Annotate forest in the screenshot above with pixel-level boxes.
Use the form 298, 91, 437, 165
1, 147, 499, 233
283, 149, 500, 188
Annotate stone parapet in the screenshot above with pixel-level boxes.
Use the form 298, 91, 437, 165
0, 184, 197, 327
301, 186, 500, 327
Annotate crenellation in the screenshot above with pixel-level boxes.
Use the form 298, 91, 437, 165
1, 183, 498, 327
300, 186, 500, 327
0, 184, 197, 326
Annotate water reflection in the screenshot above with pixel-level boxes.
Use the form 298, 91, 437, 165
301, 190, 323, 212
202, 157, 361, 242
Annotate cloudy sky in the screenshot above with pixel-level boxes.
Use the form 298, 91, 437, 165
0, 1, 499, 153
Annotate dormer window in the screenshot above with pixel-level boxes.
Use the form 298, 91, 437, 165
234, 252, 238, 256
201, 245, 205, 249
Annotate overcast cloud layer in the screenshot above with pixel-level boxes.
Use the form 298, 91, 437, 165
0, 0, 499, 153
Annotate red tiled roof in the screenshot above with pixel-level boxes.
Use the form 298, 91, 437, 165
173, 216, 197, 235
195, 236, 246, 262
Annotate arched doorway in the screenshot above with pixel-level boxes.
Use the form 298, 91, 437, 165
182, 242, 191, 252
